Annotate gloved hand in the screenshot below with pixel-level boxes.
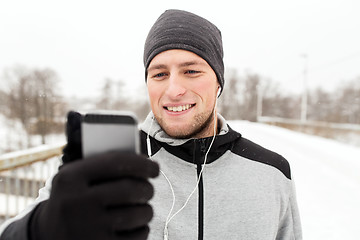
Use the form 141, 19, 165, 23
62, 111, 83, 164
29, 152, 159, 240
29, 111, 159, 240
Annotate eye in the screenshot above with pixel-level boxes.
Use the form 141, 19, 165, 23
151, 72, 168, 79
155, 73, 166, 77
185, 70, 201, 74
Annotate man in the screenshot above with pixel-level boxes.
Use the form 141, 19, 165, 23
0, 9, 302, 240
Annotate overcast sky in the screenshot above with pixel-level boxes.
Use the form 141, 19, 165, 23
1, 0, 359, 98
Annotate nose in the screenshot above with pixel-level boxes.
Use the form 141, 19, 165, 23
165, 74, 186, 99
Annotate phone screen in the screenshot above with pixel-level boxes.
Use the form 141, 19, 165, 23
81, 112, 139, 157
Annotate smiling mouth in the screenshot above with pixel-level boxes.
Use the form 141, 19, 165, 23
164, 104, 195, 112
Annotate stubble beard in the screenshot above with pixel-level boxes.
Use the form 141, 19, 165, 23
156, 108, 215, 139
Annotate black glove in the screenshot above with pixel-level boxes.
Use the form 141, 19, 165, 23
29, 152, 159, 240
62, 111, 83, 164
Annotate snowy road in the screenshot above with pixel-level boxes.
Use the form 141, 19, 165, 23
229, 121, 360, 240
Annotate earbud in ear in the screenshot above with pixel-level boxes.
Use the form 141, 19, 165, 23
216, 87, 221, 98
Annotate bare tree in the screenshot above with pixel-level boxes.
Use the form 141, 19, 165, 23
0, 89, 7, 114
96, 78, 113, 110
3, 66, 66, 146
96, 78, 151, 122
307, 77, 360, 124
238, 73, 261, 121
32, 68, 65, 143
218, 70, 298, 121
96, 78, 129, 110
307, 88, 335, 122
218, 68, 241, 120
338, 78, 360, 124
5, 66, 34, 146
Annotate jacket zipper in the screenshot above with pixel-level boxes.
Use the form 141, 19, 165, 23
195, 139, 207, 240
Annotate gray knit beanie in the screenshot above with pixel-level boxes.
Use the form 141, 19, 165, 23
143, 9, 224, 95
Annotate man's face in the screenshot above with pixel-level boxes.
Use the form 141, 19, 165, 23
147, 49, 219, 139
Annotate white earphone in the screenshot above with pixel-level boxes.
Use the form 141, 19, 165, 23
217, 87, 221, 98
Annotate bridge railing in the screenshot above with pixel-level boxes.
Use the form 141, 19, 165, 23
258, 116, 360, 147
0, 143, 64, 224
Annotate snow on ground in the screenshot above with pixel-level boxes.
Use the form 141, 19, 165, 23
0, 115, 27, 154
0, 113, 66, 155
228, 120, 360, 240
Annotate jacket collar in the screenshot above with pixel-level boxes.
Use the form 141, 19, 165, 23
140, 112, 241, 164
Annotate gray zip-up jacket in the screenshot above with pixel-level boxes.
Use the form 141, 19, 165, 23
141, 113, 302, 240
0, 113, 302, 239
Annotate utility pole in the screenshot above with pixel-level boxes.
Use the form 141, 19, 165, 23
301, 54, 308, 123
256, 83, 263, 122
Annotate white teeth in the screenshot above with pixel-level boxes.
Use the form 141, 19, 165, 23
166, 104, 193, 112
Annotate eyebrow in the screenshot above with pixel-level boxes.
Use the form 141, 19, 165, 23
147, 64, 167, 72
147, 61, 207, 72
178, 60, 207, 68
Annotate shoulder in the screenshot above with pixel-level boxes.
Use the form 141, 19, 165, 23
231, 136, 291, 180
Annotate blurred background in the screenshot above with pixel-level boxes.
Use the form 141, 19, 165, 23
0, 0, 359, 239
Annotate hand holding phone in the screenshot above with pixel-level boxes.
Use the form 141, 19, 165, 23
29, 111, 159, 240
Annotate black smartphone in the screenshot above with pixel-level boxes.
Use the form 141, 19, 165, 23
81, 111, 139, 157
